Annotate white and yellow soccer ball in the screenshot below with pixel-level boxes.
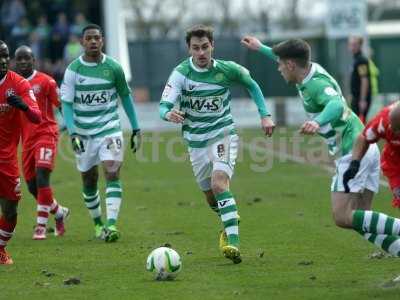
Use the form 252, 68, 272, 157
146, 247, 182, 280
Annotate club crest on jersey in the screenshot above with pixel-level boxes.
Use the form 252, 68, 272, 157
215, 73, 225, 81
32, 84, 41, 95
5, 88, 15, 97
185, 96, 223, 113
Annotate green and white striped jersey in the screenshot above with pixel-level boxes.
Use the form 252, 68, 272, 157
161, 57, 254, 148
298, 63, 364, 156
60, 55, 131, 137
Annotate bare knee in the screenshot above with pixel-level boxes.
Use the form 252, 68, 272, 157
0, 200, 18, 221
211, 171, 229, 195
82, 167, 99, 189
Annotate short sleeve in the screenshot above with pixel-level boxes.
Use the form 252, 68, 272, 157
60, 68, 76, 103
160, 70, 184, 105
47, 78, 61, 107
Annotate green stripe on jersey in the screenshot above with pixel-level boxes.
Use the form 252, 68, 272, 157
75, 114, 119, 130
74, 105, 118, 117
75, 83, 115, 91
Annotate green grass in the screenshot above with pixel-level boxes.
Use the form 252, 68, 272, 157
0, 128, 399, 300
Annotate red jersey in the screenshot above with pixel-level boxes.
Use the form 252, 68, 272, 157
363, 102, 400, 156
21, 70, 60, 150
0, 70, 41, 177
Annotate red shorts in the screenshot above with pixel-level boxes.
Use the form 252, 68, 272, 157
381, 150, 400, 207
0, 171, 21, 201
22, 140, 57, 181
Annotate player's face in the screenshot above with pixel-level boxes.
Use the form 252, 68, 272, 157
81, 29, 103, 57
277, 58, 296, 83
188, 36, 214, 69
15, 51, 34, 76
0, 44, 10, 77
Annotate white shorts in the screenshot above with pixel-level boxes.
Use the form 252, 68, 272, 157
188, 135, 239, 191
75, 132, 124, 172
331, 143, 380, 193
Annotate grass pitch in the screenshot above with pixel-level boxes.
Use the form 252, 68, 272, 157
0, 128, 399, 300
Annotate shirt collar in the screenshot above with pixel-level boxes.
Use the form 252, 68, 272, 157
79, 54, 106, 66
189, 57, 216, 72
27, 70, 37, 81
301, 63, 316, 85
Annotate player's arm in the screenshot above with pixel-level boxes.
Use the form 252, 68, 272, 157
342, 113, 382, 193
114, 63, 141, 152
11, 78, 41, 123
60, 68, 84, 154
231, 62, 275, 136
60, 68, 76, 135
301, 84, 344, 135
241, 36, 278, 62
159, 70, 185, 124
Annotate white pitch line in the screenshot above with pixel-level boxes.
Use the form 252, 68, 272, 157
242, 142, 389, 188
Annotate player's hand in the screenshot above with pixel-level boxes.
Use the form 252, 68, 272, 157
300, 120, 320, 135
261, 116, 275, 137
7, 95, 28, 111
130, 129, 142, 153
343, 160, 360, 193
241, 36, 262, 51
71, 134, 85, 154
166, 109, 185, 124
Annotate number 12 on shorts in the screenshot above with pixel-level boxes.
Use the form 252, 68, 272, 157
39, 147, 53, 162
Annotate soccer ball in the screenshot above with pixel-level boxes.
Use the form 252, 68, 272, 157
146, 247, 182, 280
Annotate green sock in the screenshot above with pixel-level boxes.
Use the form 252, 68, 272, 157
83, 186, 102, 225
106, 180, 122, 227
353, 210, 400, 235
215, 191, 239, 247
358, 231, 400, 257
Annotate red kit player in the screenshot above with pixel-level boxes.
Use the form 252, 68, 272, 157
0, 41, 41, 264
344, 102, 400, 207
15, 46, 69, 240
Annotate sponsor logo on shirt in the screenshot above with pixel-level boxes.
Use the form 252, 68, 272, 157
184, 96, 223, 113
76, 91, 110, 106
78, 77, 86, 83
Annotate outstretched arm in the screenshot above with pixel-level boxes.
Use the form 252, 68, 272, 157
241, 36, 278, 62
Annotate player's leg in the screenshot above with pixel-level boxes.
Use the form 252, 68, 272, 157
99, 133, 124, 242
102, 160, 122, 242
0, 198, 18, 265
211, 135, 240, 263
76, 137, 105, 239
81, 166, 104, 238
0, 176, 21, 265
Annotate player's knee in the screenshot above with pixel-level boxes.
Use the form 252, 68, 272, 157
104, 171, 119, 182
27, 180, 38, 198
36, 170, 50, 188
2, 202, 18, 221
211, 182, 227, 195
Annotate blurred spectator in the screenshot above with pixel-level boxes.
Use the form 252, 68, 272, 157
29, 32, 43, 60
33, 15, 51, 42
52, 12, 70, 43
64, 34, 83, 64
70, 13, 88, 37
1, 0, 26, 36
10, 17, 32, 49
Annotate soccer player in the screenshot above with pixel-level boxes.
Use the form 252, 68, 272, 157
241, 36, 400, 256
0, 40, 41, 264
15, 45, 70, 240
342, 102, 400, 255
159, 25, 275, 263
60, 24, 141, 242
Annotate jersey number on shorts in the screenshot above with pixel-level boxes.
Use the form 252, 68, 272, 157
39, 147, 53, 161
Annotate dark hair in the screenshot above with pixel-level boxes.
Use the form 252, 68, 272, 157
185, 24, 213, 45
82, 23, 103, 37
272, 39, 311, 68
